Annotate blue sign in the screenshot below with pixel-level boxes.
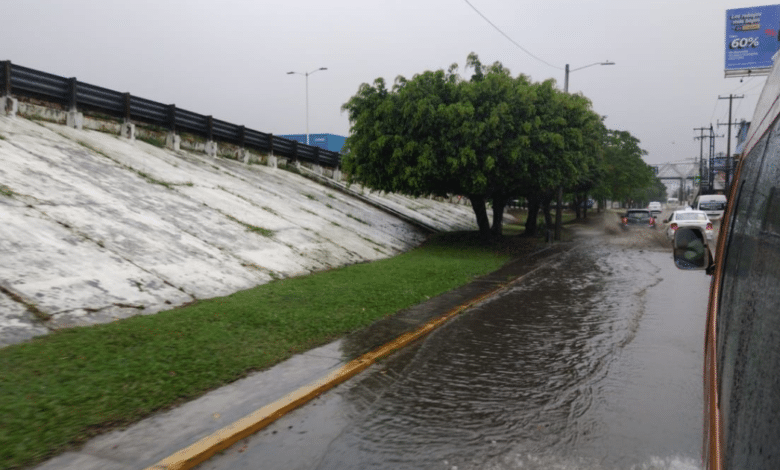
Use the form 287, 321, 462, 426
725, 5, 780, 71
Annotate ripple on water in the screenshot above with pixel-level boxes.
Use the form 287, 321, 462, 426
316, 241, 698, 470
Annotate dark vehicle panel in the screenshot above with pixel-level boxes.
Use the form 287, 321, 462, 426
620, 209, 655, 228
712, 115, 780, 470
691, 59, 780, 469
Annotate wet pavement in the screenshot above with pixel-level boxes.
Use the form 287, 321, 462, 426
32, 227, 570, 470
195, 213, 711, 470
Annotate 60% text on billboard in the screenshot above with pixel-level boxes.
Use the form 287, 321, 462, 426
730, 37, 759, 49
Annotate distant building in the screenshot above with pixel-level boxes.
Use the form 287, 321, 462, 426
279, 133, 347, 154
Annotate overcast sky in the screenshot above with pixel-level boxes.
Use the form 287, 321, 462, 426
2, 0, 772, 165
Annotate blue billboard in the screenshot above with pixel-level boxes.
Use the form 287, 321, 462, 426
725, 5, 780, 73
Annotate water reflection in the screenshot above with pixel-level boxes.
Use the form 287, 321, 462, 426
315, 240, 705, 470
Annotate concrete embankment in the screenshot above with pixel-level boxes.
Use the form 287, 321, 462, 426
0, 114, 480, 348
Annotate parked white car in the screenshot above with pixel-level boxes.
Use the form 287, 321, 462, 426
664, 209, 714, 241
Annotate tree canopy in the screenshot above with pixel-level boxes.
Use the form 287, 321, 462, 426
341, 54, 607, 238
592, 129, 658, 208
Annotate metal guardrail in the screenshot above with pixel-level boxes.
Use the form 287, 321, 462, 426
0, 61, 342, 168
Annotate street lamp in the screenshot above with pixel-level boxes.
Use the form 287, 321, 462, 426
564, 61, 614, 94
287, 67, 328, 145
555, 60, 615, 241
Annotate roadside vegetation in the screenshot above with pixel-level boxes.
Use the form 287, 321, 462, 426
0, 230, 541, 470
341, 53, 664, 238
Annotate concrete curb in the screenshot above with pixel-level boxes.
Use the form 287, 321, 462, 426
143, 245, 570, 470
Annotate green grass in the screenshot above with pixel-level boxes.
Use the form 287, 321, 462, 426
347, 214, 369, 225
226, 215, 274, 238
138, 135, 166, 148
502, 210, 578, 235
0, 184, 14, 198
74, 140, 183, 190
0, 232, 535, 469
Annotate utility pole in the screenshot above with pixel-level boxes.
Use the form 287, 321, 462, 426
556, 61, 614, 241
718, 94, 744, 190
705, 125, 725, 193
694, 126, 709, 193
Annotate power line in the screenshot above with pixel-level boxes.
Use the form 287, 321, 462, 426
742, 79, 766, 94
709, 98, 720, 124
461, 0, 563, 70
730, 76, 755, 93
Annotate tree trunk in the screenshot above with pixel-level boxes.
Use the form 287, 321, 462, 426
554, 186, 563, 241
542, 200, 553, 233
468, 194, 491, 239
582, 192, 588, 219
490, 195, 508, 237
573, 194, 583, 219
524, 197, 540, 237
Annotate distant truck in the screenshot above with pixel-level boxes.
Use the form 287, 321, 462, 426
666, 197, 679, 207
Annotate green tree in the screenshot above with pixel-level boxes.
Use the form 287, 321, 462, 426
594, 129, 654, 208
517, 84, 604, 236
342, 54, 602, 239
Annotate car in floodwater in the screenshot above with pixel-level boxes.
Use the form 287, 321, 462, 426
620, 209, 656, 229
672, 56, 780, 469
664, 209, 713, 242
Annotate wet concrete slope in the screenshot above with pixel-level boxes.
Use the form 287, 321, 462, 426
0, 115, 479, 348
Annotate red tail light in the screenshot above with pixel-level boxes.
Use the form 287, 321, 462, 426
706, 223, 713, 230
670, 223, 678, 231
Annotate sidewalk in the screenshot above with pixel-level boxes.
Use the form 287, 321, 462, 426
33, 239, 573, 470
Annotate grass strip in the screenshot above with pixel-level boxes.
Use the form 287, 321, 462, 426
0, 231, 537, 469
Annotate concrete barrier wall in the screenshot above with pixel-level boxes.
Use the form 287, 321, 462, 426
0, 114, 479, 348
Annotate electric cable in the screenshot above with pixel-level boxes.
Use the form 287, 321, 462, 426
461, 0, 563, 70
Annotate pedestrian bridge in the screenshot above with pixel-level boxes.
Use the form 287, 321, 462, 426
653, 161, 699, 202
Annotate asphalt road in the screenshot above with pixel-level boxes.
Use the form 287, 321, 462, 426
197, 213, 710, 470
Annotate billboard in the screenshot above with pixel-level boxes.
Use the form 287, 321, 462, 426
725, 5, 780, 77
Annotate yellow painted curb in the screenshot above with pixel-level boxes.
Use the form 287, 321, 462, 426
144, 256, 554, 470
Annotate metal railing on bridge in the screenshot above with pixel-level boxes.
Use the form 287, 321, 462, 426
0, 61, 341, 168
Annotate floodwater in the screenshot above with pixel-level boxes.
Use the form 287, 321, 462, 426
199, 215, 712, 470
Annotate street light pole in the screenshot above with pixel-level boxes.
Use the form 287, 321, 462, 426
564, 61, 614, 94
555, 60, 614, 241
287, 67, 328, 145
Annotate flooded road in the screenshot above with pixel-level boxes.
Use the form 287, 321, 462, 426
199, 215, 711, 470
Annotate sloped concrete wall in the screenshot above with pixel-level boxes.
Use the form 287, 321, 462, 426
0, 115, 480, 348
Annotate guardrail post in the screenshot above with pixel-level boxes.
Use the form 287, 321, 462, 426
205, 115, 217, 157
165, 104, 180, 151
120, 92, 135, 141
268, 133, 277, 168
65, 77, 83, 129
237, 126, 249, 163
313, 147, 323, 175
292, 140, 301, 170
68, 77, 77, 111
1, 61, 10, 96
333, 154, 342, 181
1, 60, 18, 117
